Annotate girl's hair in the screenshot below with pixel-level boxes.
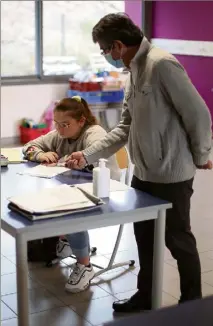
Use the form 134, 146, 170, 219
54, 97, 98, 126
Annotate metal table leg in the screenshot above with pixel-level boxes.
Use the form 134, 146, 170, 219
99, 111, 111, 131
16, 234, 29, 326
116, 107, 122, 123
152, 209, 166, 309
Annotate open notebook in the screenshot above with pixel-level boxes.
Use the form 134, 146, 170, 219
8, 184, 104, 221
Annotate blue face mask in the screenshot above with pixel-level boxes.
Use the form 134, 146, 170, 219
104, 53, 125, 68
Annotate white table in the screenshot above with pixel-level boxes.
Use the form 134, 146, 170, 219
1, 163, 172, 326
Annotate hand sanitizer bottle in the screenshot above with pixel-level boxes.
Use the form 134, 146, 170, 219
93, 159, 110, 198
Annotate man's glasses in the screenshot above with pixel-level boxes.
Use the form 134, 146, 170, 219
100, 44, 113, 56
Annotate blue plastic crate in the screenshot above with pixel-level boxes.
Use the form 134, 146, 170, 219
80, 91, 103, 104
67, 90, 102, 103
67, 89, 124, 104
67, 90, 78, 97
101, 90, 124, 103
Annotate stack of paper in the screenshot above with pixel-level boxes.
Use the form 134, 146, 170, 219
18, 164, 70, 178
8, 184, 104, 221
76, 179, 130, 194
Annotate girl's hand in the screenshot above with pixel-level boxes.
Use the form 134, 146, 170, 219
37, 152, 59, 163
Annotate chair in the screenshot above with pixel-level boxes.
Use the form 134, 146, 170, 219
88, 146, 135, 277
51, 147, 135, 275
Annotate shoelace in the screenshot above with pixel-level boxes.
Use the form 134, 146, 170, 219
69, 264, 82, 283
57, 239, 69, 252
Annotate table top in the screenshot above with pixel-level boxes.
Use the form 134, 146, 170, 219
105, 296, 213, 326
1, 163, 171, 238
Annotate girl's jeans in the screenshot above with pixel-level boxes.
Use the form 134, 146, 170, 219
66, 231, 90, 258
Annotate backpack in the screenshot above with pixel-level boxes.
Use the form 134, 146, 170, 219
27, 237, 59, 267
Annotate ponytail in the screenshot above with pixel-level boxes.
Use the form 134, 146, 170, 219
80, 98, 98, 126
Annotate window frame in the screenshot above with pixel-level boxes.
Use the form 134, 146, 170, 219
2, 0, 145, 86
2, 0, 76, 86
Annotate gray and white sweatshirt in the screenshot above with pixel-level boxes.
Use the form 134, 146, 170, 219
22, 124, 121, 180
83, 37, 212, 184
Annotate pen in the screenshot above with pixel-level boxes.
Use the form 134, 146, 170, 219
8, 160, 28, 164
56, 162, 66, 167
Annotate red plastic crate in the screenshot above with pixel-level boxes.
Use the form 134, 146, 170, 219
19, 126, 50, 144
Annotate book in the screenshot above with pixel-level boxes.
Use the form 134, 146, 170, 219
8, 184, 104, 221
1, 148, 24, 163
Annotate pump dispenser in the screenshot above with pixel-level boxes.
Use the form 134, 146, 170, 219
93, 159, 110, 197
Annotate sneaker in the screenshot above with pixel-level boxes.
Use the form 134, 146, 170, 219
56, 239, 72, 259
65, 263, 95, 293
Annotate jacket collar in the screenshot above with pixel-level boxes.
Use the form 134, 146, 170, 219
129, 37, 152, 84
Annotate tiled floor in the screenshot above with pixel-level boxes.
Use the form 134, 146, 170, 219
1, 154, 213, 325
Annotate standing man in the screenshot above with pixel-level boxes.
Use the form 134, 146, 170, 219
66, 13, 212, 312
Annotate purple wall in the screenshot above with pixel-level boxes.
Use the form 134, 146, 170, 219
152, 1, 213, 125
125, 1, 213, 124
125, 0, 142, 27
152, 1, 213, 41
176, 56, 213, 120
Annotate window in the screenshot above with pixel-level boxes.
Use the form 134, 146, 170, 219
42, 1, 124, 75
1, 1, 36, 77
1, 0, 124, 82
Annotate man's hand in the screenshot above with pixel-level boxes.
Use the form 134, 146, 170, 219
196, 160, 212, 170
37, 152, 59, 163
65, 151, 87, 170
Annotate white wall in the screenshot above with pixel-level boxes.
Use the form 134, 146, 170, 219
1, 83, 120, 141
1, 84, 68, 139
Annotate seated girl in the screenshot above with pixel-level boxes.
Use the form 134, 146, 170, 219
23, 96, 120, 293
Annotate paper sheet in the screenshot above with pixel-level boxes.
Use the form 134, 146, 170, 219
18, 164, 70, 178
76, 179, 130, 194
8, 184, 94, 213
1, 148, 22, 162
